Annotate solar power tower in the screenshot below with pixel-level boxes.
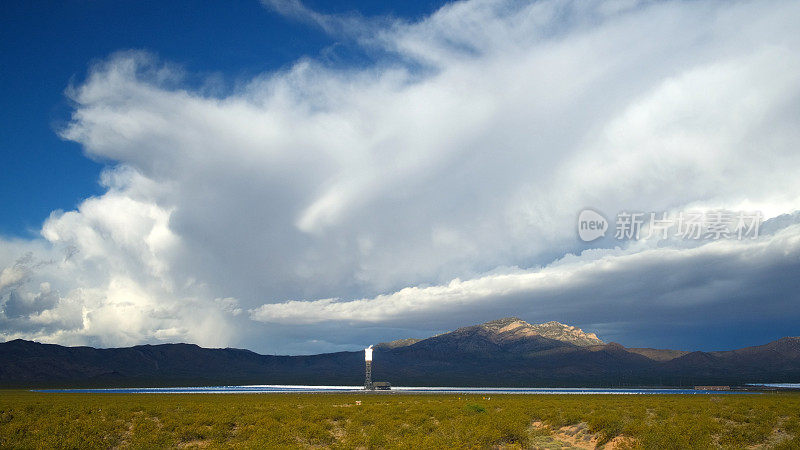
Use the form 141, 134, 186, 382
364, 345, 373, 390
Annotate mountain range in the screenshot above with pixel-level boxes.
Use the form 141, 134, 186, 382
2, 317, 799, 388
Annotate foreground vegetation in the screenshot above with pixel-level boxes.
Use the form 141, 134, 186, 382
1, 390, 800, 449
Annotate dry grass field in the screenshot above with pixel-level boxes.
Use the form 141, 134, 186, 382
2, 390, 800, 448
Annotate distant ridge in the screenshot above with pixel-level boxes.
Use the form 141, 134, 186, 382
376, 338, 423, 349
376, 317, 603, 350
2, 319, 800, 388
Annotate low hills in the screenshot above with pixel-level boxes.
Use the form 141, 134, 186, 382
2, 318, 799, 388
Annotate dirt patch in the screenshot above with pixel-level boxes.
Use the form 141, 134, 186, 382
529, 421, 638, 449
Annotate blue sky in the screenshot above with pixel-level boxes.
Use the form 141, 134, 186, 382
1, 0, 800, 354
0, 0, 445, 237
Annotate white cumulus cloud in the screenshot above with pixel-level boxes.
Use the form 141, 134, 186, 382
2, 0, 800, 352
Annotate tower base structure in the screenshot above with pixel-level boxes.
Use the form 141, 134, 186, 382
364, 360, 373, 390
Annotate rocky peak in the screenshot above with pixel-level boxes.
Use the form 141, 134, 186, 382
478, 317, 604, 347
480, 317, 528, 332
375, 317, 604, 351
